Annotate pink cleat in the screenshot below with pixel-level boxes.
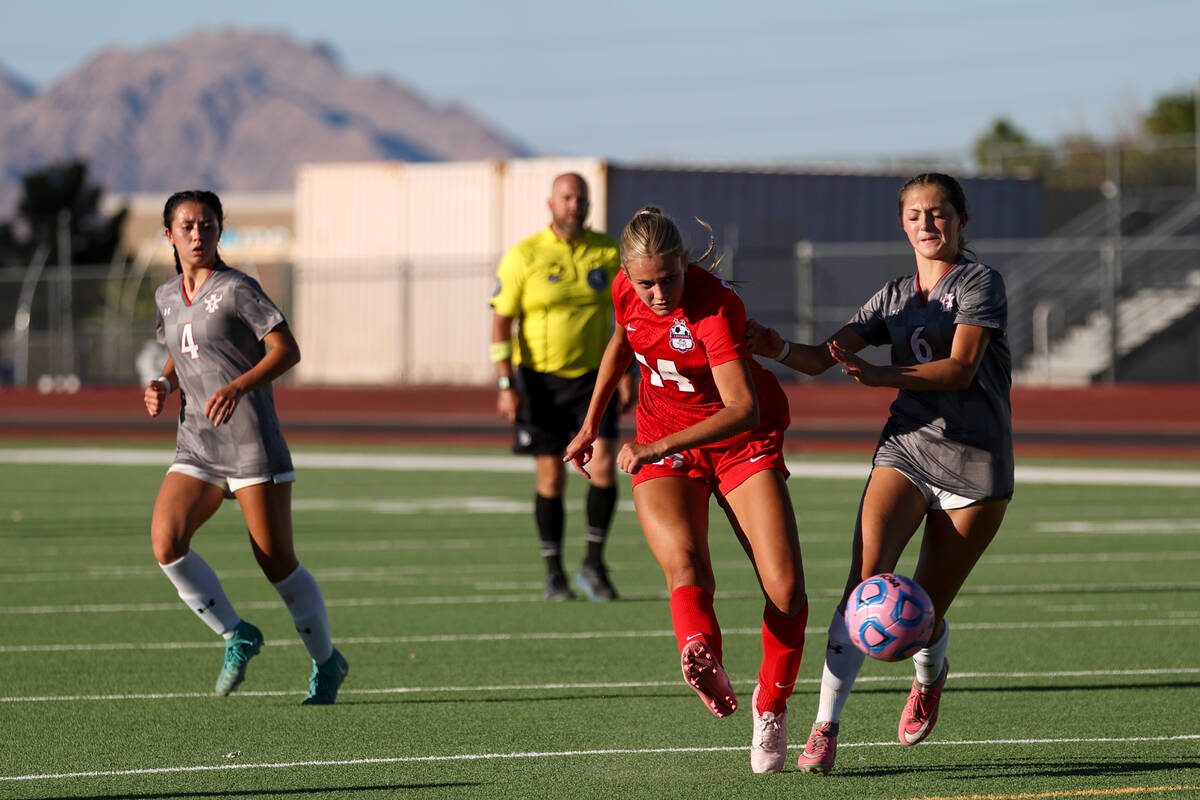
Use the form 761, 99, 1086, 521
749, 683, 787, 773
899, 658, 948, 745
680, 639, 738, 717
797, 721, 838, 775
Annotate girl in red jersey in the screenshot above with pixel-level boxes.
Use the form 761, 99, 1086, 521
564, 206, 808, 774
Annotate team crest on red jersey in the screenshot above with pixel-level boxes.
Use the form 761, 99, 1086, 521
668, 318, 695, 353
203, 292, 224, 313
654, 453, 685, 469
940, 293, 955, 313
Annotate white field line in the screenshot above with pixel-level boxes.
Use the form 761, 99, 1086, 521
293, 497, 645, 515
4, 581, 1200, 615
3, 735, 1199, 783
293, 496, 529, 514
4, 667, 1200, 705
982, 551, 1200, 564
1035, 519, 1200, 533
3, 616, 1199, 654
4, 548, 1198, 588
4, 447, 1200, 486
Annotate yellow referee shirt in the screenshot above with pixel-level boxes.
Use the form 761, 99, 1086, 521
491, 226, 621, 378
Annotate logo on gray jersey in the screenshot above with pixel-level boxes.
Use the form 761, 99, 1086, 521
203, 292, 224, 313
940, 293, 955, 312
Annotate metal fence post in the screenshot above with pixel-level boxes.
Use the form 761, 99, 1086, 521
1032, 299, 1059, 385
793, 240, 814, 350
1100, 241, 1118, 384
13, 244, 50, 386
1101, 147, 1122, 383
56, 210, 76, 379
1194, 75, 1200, 194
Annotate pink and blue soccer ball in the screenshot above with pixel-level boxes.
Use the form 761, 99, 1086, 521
844, 573, 934, 661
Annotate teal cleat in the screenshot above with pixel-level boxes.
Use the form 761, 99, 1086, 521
215, 620, 263, 696
301, 648, 349, 705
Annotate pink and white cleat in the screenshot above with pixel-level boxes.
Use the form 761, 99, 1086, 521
796, 721, 838, 775
680, 639, 738, 717
899, 658, 948, 745
749, 683, 787, 773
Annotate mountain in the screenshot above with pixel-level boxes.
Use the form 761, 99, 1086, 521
0, 29, 532, 214
0, 65, 35, 115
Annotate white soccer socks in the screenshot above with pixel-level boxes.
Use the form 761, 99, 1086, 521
272, 564, 333, 664
160, 553, 334, 664
160, 550, 242, 637
912, 620, 950, 687
815, 608, 866, 725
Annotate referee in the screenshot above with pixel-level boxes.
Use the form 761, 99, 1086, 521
490, 172, 635, 601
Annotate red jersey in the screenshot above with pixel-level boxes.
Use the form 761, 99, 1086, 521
613, 264, 790, 447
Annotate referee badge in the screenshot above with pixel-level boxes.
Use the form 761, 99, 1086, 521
587, 268, 609, 290
668, 318, 695, 353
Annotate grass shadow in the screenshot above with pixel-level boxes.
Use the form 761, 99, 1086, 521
27, 783, 481, 800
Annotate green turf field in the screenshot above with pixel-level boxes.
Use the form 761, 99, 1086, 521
1, 443, 1198, 800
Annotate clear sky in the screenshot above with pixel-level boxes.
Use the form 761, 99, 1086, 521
2, 0, 1197, 166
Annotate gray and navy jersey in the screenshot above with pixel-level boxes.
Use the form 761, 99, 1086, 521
846, 259, 1013, 500
154, 265, 293, 477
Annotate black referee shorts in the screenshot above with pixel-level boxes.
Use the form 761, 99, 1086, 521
512, 366, 620, 455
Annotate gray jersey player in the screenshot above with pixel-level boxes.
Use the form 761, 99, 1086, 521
746, 173, 1012, 774
155, 265, 293, 478
144, 190, 347, 705
846, 258, 1013, 502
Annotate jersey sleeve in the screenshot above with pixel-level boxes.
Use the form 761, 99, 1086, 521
845, 284, 892, 346
235, 276, 287, 341
490, 245, 525, 317
697, 289, 748, 368
954, 266, 1007, 332
612, 271, 630, 327
154, 301, 166, 346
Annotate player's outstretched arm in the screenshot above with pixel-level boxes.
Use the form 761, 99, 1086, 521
746, 319, 850, 376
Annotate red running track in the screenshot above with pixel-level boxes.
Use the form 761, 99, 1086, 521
1, 383, 1198, 459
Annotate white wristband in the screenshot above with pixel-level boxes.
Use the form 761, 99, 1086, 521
154, 377, 171, 394
773, 339, 791, 363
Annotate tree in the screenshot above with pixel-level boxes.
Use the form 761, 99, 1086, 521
1046, 133, 1109, 190
0, 161, 130, 383
972, 117, 1049, 176
1143, 90, 1196, 137
4, 159, 127, 267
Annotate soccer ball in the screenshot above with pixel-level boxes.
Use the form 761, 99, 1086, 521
844, 573, 934, 662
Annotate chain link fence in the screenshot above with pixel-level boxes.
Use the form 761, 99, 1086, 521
5, 182, 1200, 387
